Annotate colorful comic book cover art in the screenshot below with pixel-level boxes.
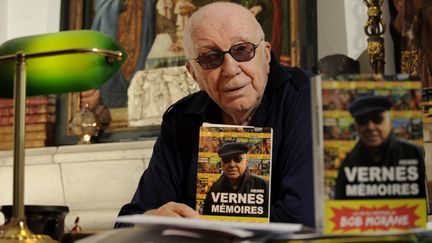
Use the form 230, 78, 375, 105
196, 125, 272, 222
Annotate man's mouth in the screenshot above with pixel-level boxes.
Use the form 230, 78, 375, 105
363, 133, 380, 142
364, 134, 378, 139
227, 169, 238, 174
223, 84, 248, 97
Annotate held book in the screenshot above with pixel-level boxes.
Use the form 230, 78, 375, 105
196, 123, 272, 222
311, 75, 427, 234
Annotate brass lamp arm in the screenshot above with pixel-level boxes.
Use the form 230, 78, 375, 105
0, 48, 123, 62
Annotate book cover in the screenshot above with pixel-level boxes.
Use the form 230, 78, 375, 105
196, 123, 272, 222
311, 75, 427, 234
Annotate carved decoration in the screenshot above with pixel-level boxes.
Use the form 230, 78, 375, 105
401, 50, 420, 76
392, 0, 432, 87
127, 66, 200, 127
363, 0, 386, 74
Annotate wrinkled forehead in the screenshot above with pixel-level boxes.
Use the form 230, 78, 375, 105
184, 3, 262, 56
190, 13, 258, 40
190, 2, 257, 24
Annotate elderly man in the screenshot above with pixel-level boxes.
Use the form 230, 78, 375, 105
116, 2, 314, 227
334, 96, 425, 199
202, 142, 268, 217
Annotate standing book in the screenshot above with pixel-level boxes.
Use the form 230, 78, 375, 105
196, 123, 272, 222
311, 75, 427, 234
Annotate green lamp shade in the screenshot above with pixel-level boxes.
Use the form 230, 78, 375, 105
0, 30, 127, 97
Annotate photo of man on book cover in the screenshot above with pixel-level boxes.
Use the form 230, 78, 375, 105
334, 95, 425, 199
202, 142, 269, 217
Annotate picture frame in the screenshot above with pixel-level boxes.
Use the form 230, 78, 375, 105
55, 0, 317, 145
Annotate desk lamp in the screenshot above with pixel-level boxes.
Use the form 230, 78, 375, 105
0, 30, 127, 242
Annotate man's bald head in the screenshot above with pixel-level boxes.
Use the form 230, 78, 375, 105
183, 2, 264, 59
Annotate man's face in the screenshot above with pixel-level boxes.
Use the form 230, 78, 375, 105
210, 139, 219, 146
185, 10, 271, 122
354, 111, 391, 149
221, 153, 248, 181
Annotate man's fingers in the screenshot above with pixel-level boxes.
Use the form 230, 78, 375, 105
145, 202, 199, 218
172, 203, 200, 218
144, 207, 181, 217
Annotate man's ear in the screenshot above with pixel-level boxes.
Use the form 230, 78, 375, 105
264, 41, 271, 73
265, 41, 271, 63
186, 61, 205, 91
186, 61, 197, 81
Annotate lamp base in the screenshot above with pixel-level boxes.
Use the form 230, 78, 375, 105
0, 218, 57, 243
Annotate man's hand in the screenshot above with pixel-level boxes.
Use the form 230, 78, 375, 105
144, 202, 199, 218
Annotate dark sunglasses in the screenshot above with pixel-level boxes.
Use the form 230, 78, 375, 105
194, 40, 262, 70
355, 113, 384, 126
221, 154, 243, 164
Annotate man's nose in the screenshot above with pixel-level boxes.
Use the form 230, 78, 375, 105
221, 53, 241, 77
226, 159, 237, 165
364, 119, 376, 128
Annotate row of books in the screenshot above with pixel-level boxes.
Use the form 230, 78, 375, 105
0, 95, 56, 150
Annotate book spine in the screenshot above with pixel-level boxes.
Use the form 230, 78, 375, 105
0, 130, 52, 142
0, 113, 56, 126
0, 95, 56, 108
0, 123, 54, 134
0, 104, 56, 116
0, 139, 48, 150
310, 75, 325, 233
